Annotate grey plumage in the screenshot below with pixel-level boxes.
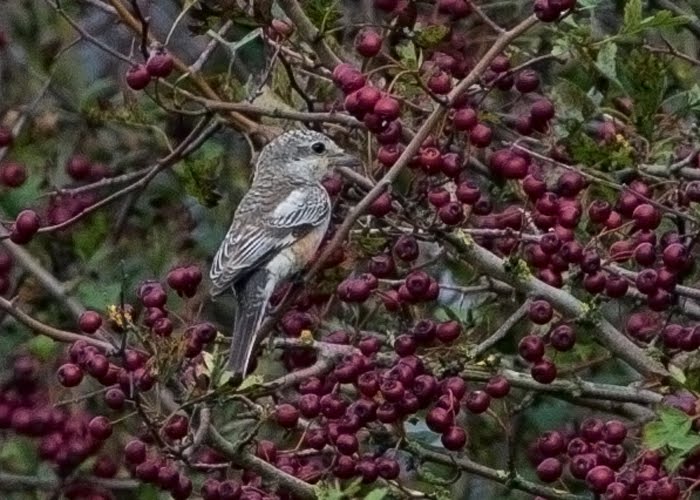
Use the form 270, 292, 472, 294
210, 130, 360, 378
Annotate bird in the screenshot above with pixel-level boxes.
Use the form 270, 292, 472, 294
210, 129, 361, 378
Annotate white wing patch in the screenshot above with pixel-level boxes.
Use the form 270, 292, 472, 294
209, 186, 330, 296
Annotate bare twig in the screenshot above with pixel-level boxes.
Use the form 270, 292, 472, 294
0, 296, 115, 352
405, 441, 587, 500
207, 427, 316, 500
470, 300, 530, 359
277, 0, 343, 69
0, 473, 138, 491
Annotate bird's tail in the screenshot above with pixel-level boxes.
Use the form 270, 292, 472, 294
229, 270, 269, 378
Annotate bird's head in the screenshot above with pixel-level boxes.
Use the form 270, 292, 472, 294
256, 129, 361, 182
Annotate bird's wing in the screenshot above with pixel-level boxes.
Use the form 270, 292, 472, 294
210, 185, 330, 295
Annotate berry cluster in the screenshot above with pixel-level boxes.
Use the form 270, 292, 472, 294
126, 47, 175, 90
530, 418, 682, 499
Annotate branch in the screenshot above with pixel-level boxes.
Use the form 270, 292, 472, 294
207, 427, 316, 500
445, 232, 669, 378
0, 117, 217, 239
405, 441, 587, 500
103, 0, 264, 137
0, 472, 138, 491
470, 300, 530, 359
0, 296, 115, 353
308, 16, 539, 278
463, 368, 663, 405
277, 0, 342, 69
180, 92, 363, 128
0, 236, 84, 319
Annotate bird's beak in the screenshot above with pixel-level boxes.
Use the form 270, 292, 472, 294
331, 152, 363, 169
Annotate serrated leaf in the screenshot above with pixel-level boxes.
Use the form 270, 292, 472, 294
662, 84, 700, 116
238, 374, 264, 390
551, 79, 597, 122
595, 43, 622, 88
643, 407, 694, 450
622, 0, 642, 33
664, 451, 686, 472
415, 25, 450, 48
622, 9, 689, 35
396, 41, 418, 69
667, 434, 700, 452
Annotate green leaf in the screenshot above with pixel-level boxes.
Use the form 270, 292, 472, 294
415, 25, 450, 48
667, 434, 700, 452
179, 143, 225, 208
622, 9, 689, 35
27, 336, 56, 361
364, 488, 388, 500
595, 42, 622, 88
664, 451, 687, 472
0, 438, 37, 473
395, 41, 418, 69
662, 84, 700, 116
73, 212, 109, 262
550, 79, 597, 122
75, 280, 122, 311
643, 407, 694, 450
238, 374, 264, 390
622, 0, 642, 33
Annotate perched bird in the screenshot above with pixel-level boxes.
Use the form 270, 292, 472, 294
210, 129, 360, 378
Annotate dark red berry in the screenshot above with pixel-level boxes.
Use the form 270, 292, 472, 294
126, 64, 151, 90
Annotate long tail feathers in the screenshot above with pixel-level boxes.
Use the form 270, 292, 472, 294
228, 270, 269, 378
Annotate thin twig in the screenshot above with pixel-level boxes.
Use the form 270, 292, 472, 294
470, 300, 530, 359
0, 296, 115, 352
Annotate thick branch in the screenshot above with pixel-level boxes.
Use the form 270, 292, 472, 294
463, 368, 663, 405
207, 427, 315, 500
405, 441, 587, 500
470, 300, 530, 359
0, 237, 84, 319
445, 233, 669, 378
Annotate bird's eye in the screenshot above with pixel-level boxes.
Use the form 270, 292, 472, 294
311, 142, 326, 154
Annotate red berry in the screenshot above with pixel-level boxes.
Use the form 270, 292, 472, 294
536, 457, 563, 482
164, 414, 189, 440
518, 335, 545, 362
453, 107, 478, 131
10, 209, 40, 244
586, 465, 615, 493
0, 162, 27, 187
126, 64, 151, 90
485, 375, 510, 398
79, 310, 102, 334
355, 29, 382, 57
146, 49, 175, 78
57, 363, 83, 387
374, 96, 400, 120
275, 404, 299, 428
515, 70, 540, 93
441, 425, 467, 450
124, 439, 147, 464
0, 126, 13, 147
469, 123, 493, 147
531, 358, 557, 383
465, 390, 490, 413
427, 70, 452, 94
88, 416, 113, 440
